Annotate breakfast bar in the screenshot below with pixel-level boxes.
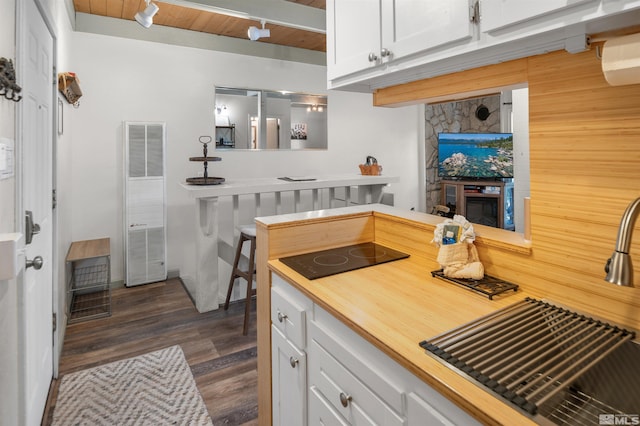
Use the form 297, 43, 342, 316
180, 174, 398, 312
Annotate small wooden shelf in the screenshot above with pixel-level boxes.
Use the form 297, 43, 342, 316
66, 238, 111, 323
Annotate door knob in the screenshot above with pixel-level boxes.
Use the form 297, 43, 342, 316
368, 52, 378, 62
26, 256, 43, 270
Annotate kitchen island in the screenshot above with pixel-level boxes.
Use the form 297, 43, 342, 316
255, 204, 537, 425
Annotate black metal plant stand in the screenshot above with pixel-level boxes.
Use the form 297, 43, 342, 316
186, 136, 225, 185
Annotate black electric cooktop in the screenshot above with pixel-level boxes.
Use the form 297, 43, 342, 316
279, 242, 410, 280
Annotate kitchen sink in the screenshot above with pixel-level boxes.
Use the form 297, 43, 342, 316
419, 298, 640, 426
535, 338, 640, 425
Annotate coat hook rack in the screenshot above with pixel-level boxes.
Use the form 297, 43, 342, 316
0, 57, 23, 102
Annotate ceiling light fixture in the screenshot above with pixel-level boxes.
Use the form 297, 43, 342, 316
248, 20, 270, 41
135, 0, 159, 29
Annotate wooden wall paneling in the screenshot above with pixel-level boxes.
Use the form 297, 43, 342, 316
375, 47, 640, 332
527, 48, 640, 330
372, 214, 439, 270
265, 214, 375, 260
373, 58, 529, 107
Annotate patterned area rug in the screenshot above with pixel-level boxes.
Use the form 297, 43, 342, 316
52, 345, 213, 425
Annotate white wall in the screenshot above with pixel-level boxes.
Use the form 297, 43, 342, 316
0, 0, 18, 422
511, 88, 530, 234
66, 31, 422, 285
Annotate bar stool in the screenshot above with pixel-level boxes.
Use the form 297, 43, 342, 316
224, 225, 257, 335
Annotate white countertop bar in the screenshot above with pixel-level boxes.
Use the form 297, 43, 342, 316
180, 174, 400, 312
180, 174, 399, 199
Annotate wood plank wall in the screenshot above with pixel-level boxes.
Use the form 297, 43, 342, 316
375, 46, 640, 332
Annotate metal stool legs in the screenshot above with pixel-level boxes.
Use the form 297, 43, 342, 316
224, 230, 257, 335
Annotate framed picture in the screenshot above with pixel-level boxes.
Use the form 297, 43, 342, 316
291, 123, 307, 140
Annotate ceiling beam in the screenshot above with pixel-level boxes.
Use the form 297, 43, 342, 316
160, 0, 326, 33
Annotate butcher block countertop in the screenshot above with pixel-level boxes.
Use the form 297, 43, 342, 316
269, 259, 537, 426
258, 204, 539, 425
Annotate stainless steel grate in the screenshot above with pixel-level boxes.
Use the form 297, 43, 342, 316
419, 298, 636, 415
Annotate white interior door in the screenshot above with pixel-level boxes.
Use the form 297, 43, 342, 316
18, 0, 54, 424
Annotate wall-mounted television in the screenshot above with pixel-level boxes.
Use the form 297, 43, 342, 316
438, 132, 514, 179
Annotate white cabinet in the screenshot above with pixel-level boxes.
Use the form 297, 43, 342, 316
326, 0, 640, 91
308, 318, 405, 425
381, 0, 473, 62
309, 386, 350, 426
271, 274, 313, 426
326, 0, 381, 80
272, 326, 307, 426
271, 273, 481, 425
480, 0, 598, 33
327, 0, 473, 81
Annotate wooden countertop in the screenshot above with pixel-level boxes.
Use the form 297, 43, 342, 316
269, 255, 539, 425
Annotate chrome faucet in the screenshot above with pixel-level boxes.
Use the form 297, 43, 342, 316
605, 197, 640, 287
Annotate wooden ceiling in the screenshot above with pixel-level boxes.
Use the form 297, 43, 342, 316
72, 0, 327, 52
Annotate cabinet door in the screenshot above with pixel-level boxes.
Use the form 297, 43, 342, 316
327, 0, 382, 80
381, 0, 473, 61
480, 0, 597, 33
272, 326, 307, 426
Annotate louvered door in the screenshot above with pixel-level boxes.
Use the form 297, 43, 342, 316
124, 122, 167, 286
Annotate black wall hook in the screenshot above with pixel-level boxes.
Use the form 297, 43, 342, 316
0, 57, 23, 102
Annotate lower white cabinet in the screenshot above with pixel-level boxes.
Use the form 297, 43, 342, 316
271, 274, 313, 425
272, 326, 307, 426
308, 319, 405, 425
309, 386, 349, 426
271, 272, 481, 425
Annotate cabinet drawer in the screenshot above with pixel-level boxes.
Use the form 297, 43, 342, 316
309, 321, 405, 425
309, 386, 349, 426
271, 274, 311, 349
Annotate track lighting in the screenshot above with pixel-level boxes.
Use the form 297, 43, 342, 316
248, 20, 270, 41
135, 0, 159, 28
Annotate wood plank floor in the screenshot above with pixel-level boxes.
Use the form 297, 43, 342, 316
42, 278, 258, 425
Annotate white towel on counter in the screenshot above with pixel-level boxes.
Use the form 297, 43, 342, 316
431, 215, 476, 246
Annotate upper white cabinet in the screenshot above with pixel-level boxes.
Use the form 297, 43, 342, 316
480, 0, 598, 33
381, 0, 473, 62
327, 0, 473, 80
327, 0, 640, 91
326, 1, 381, 80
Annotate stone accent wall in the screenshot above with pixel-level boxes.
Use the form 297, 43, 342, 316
424, 95, 501, 213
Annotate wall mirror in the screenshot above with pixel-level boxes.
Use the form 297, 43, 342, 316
214, 86, 328, 150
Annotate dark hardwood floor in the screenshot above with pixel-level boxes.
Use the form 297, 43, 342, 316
42, 278, 258, 425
